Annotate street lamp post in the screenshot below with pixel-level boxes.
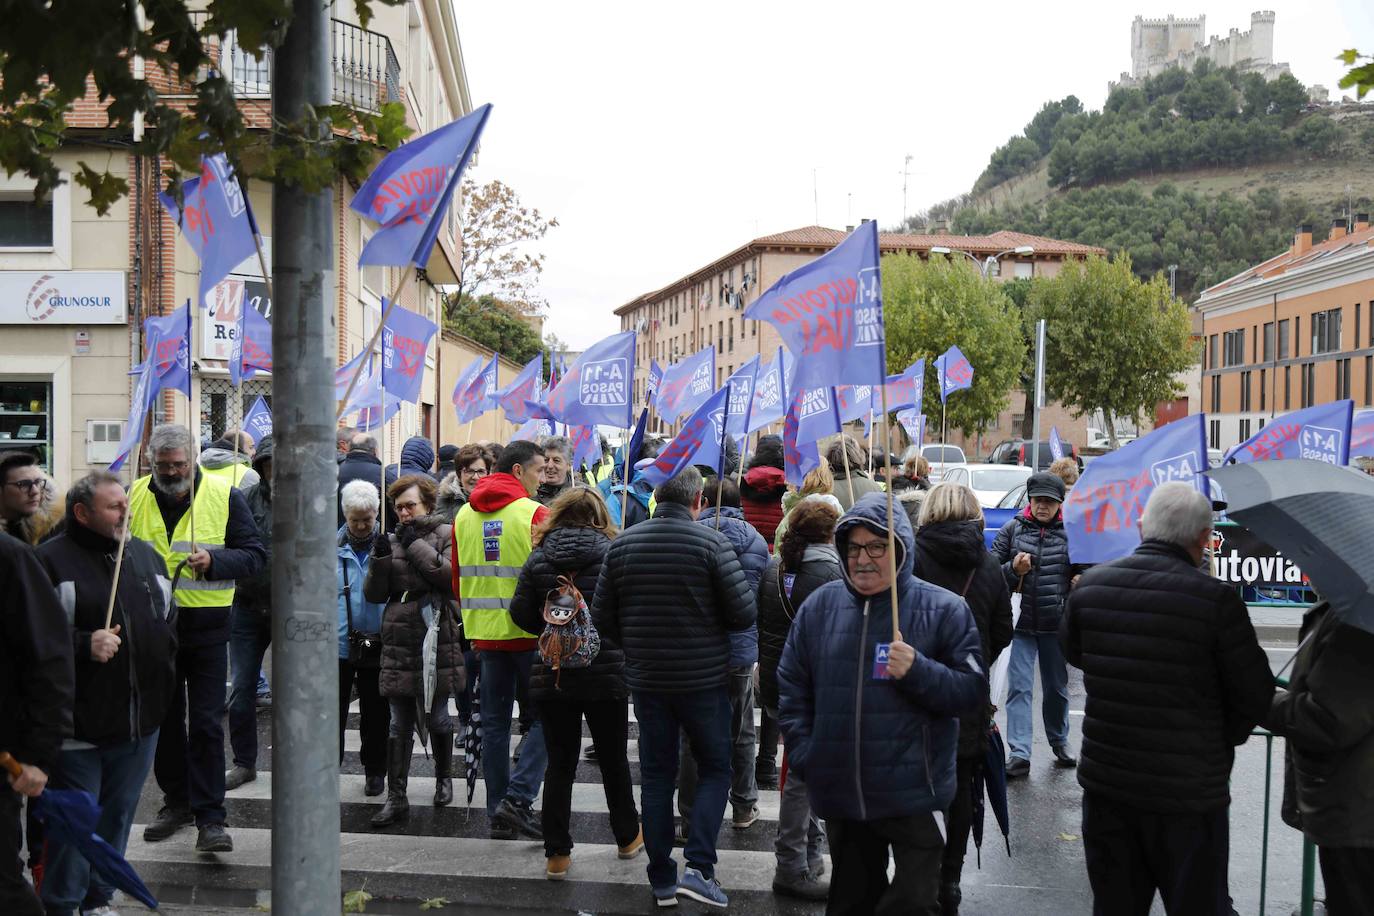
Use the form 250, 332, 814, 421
929, 244, 1036, 278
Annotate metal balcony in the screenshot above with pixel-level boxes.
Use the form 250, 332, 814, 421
188, 14, 402, 114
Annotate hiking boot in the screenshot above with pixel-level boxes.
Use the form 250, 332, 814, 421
546, 854, 570, 880
773, 868, 830, 901
677, 867, 728, 908
224, 765, 256, 791
492, 798, 542, 840
370, 736, 412, 828
618, 827, 645, 859
1052, 745, 1078, 768
195, 824, 233, 853
431, 730, 454, 807
1005, 756, 1030, 778
732, 804, 759, 829
142, 806, 193, 842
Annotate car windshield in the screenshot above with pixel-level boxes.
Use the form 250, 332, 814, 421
972, 468, 1031, 492
923, 446, 964, 463
998, 485, 1028, 509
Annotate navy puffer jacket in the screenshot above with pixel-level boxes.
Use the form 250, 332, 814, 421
991, 508, 1077, 633
777, 493, 986, 822
698, 506, 767, 667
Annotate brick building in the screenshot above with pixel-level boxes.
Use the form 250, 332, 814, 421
1195, 216, 1374, 451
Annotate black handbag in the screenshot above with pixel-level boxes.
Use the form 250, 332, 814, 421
342, 557, 382, 668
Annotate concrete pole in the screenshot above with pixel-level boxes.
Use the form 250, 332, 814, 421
1031, 319, 1046, 471
270, 1, 340, 912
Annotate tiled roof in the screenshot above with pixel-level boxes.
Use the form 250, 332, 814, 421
1201, 225, 1374, 297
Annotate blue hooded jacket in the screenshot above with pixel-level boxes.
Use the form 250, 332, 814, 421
698, 505, 767, 667
336, 525, 387, 660
777, 492, 986, 822
387, 436, 437, 482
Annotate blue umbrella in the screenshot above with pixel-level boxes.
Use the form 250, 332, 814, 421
0, 753, 158, 910
971, 722, 1011, 868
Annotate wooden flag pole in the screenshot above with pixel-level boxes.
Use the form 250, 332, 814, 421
837, 433, 857, 506
866, 409, 875, 476
620, 426, 631, 525
881, 383, 900, 642
185, 303, 199, 558
336, 269, 410, 422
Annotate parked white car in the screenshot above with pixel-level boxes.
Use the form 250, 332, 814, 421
938, 463, 1034, 507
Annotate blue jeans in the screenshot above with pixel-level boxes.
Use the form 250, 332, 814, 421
1006, 631, 1070, 761
228, 604, 272, 769
41, 732, 158, 913
634, 687, 732, 888
479, 650, 547, 816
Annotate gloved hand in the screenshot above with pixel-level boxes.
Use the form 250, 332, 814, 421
397, 523, 421, 550
372, 532, 393, 558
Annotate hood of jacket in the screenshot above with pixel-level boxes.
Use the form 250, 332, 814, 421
433, 472, 466, 523
199, 446, 250, 470
742, 465, 787, 498
251, 435, 274, 470
914, 519, 985, 570
699, 505, 746, 524
399, 436, 436, 475
834, 492, 914, 600
802, 542, 841, 565
539, 524, 610, 573
469, 472, 536, 513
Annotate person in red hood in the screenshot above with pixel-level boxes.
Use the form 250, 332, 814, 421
451, 440, 550, 841
740, 437, 787, 549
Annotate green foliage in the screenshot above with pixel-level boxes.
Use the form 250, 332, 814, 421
445, 295, 550, 375
419, 899, 450, 911
0, 0, 410, 214
1027, 255, 1197, 435
342, 888, 373, 913
952, 181, 1359, 301
882, 255, 1024, 437
1339, 49, 1374, 99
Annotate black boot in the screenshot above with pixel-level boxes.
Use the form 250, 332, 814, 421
432, 730, 454, 807
371, 736, 412, 828
939, 880, 962, 915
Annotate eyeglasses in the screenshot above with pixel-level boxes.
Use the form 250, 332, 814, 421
394, 500, 422, 513
154, 461, 190, 472
460, 466, 487, 478
845, 541, 888, 560
3, 478, 44, 492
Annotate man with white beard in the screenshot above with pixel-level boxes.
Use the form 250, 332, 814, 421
126, 424, 264, 853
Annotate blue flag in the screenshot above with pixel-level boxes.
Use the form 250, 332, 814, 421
836, 384, 874, 425
497, 354, 543, 424
159, 155, 259, 310
513, 417, 552, 441
242, 396, 273, 445
782, 387, 822, 486
873, 359, 924, 414
380, 301, 438, 405
795, 387, 842, 447
1223, 400, 1354, 466
342, 355, 382, 418
896, 409, 926, 449
335, 350, 370, 402
744, 220, 885, 391
454, 355, 499, 425
647, 360, 665, 397
352, 104, 492, 268
747, 347, 791, 433
936, 345, 974, 403
638, 385, 730, 488
450, 356, 485, 423
1050, 426, 1065, 461
624, 407, 649, 488
1065, 414, 1209, 564
654, 347, 716, 423
1355, 410, 1374, 458
724, 356, 761, 439
355, 395, 403, 432
109, 305, 192, 472
230, 300, 273, 386
569, 426, 601, 472
533, 330, 635, 429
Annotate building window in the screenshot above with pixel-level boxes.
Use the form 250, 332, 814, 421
1222, 329, 1245, 366
1284, 366, 1292, 409
1369, 302, 1374, 347
1312, 308, 1342, 355
1366, 356, 1372, 406
0, 380, 52, 473
1238, 418, 1252, 442
0, 195, 53, 249
1337, 358, 1352, 400
1209, 419, 1221, 449
1208, 334, 1218, 369
1260, 368, 1266, 412
1239, 371, 1252, 411
727, 318, 734, 353
1210, 375, 1221, 412
1278, 320, 1290, 360
1294, 316, 1302, 357
1302, 363, 1316, 408
1262, 322, 1275, 363
1013, 261, 1034, 279
1357, 304, 1362, 351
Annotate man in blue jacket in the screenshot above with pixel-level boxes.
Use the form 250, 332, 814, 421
778, 492, 985, 916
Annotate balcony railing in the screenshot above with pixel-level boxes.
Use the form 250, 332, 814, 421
186, 14, 401, 114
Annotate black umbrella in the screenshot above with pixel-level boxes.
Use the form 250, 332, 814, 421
971, 722, 1011, 867
1208, 459, 1374, 635
464, 669, 482, 805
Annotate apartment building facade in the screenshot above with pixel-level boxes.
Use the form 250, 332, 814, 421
1195, 217, 1374, 452
0, 1, 473, 487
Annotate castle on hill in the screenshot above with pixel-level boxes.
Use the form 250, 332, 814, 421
1111, 11, 1291, 92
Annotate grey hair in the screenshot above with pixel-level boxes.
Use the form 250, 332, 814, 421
541, 435, 572, 460
1139, 482, 1213, 547
654, 465, 703, 508
826, 435, 867, 477
146, 424, 197, 462
350, 433, 379, 456
65, 471, 123, 516
340, 479, 380, 516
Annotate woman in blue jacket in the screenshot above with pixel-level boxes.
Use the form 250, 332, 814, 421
338, 480, 390, 798
778, 493, 986, 916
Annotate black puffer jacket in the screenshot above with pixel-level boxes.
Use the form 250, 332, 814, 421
991, 508, 1077, 633
509, 526, 626, 704
235, 438, 274, 613
1267, 602, 1374, 847
1060, 539, 1274, 814
756, 544, 842, 710
591, 501, 756, 694
37, 516, 176, 748
914, 520, 1013, 759
363, 514, 464, 700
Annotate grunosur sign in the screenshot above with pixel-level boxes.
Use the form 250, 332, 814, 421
0, 271, 127, 324
1211, 522, 1315, 606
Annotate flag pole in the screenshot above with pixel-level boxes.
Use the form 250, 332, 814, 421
185, 302, 199, 557
866, 408, 875, 475
103, 420, 145, 630
837, 434, 857, 507
880, 383, 900, 643
620, 426, 631, 525
336, 268, 410, 422
940, 400, 948, 477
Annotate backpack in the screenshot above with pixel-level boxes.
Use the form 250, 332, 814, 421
598, 476, 653, 528
537, 571, 601, 687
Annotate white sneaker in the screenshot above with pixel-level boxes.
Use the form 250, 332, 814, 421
84, 907, 121, 916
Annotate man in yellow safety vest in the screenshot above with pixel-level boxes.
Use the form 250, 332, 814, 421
198, 430, 258, 490
451, 439, 549, 841
127, 424, 264, 854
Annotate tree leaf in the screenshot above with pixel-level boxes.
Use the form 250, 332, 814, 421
1058, 832, 1080, 841
342, 888, 373, 913
73, 163, 130, 217
419, 899, 450, 911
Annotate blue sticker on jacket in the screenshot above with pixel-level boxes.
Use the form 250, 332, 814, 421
782, 573, 796, 599
872, 642, 893, 680
483, 520, 503, 538
483, 538, 501, 562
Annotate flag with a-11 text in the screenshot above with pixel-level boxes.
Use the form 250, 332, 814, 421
1223, 400, 1354, 466
454, 355, 499, 425
159, 155, 259, 310
230, 298, 272, 386
747, 347, 792, 433
529, 330, 635, 430
242, 396, 273, 445
638, 384, 730, 488
380, 301, 438, 405
654, 346, 716, 423
497, 354, 543, 424
109, 303, 193, 472
1050, 426, 1065, 461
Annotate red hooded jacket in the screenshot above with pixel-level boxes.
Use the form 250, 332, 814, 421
741, 465, 787, 550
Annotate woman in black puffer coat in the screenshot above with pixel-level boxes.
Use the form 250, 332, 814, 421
914, 483, 1013, 916
509, 488, 641, 876
756, 496, 842, 897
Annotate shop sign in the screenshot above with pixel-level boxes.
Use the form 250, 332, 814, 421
1211, 522, 1315, 606
201, 238, 271, 362
0, 271, 126, 324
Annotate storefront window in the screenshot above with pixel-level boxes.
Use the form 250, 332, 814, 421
0, 380, 53, 472
199, 377, 272, 443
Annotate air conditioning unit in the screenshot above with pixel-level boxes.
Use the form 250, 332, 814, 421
86, 419, 125, 465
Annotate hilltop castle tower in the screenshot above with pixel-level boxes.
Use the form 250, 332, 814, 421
1112, 11, 1290, 91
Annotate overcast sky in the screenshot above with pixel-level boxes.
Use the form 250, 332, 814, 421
453, 1, 1373, 349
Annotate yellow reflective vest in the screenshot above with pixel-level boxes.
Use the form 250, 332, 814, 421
128, 474, 236, 607
454, 496, 543, 643
200, 461, 252, 488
